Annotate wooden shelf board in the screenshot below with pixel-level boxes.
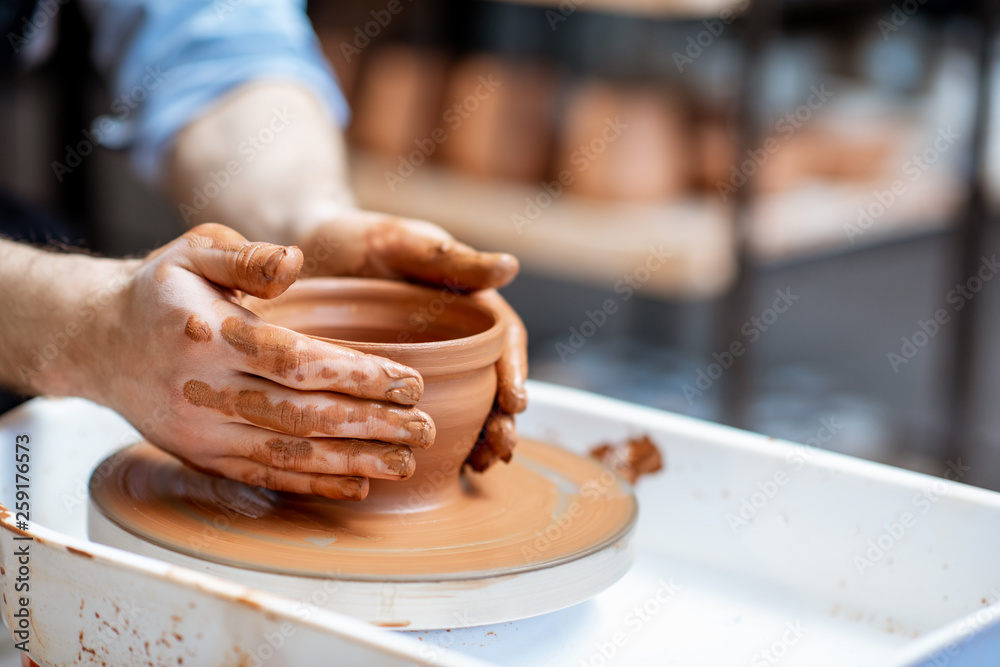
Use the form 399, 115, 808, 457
351, 150, 964, 299
350, 151, 736, 300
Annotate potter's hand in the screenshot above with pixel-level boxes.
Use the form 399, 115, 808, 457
465, 289, 528, 472
164, 81, 526, 468
98, 223, 435, 501
297, 211, 528, 471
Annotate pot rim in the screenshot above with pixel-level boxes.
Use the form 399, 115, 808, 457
263, 277, 506, 376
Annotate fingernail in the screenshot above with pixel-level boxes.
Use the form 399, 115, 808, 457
465, 444, 496, 473
500, 386, 528, 414
379, 446, 415, 477
337, 476, 368, 501
491, 253, 520, 284
386, 377, 422, 405
401, 420, 434, 448
261, 246, 288, 280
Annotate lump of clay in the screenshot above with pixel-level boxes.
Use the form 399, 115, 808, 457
590, 434, 663, 485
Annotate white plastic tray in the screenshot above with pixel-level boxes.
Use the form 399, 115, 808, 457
2, 381, 999, 666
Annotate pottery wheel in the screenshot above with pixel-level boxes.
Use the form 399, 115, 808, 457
88, 438, 637, 629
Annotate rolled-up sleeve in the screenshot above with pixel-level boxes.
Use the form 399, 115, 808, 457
80, 0, 349, 181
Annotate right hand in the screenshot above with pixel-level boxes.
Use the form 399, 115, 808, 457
86, 223, 435, 500
297, 210, 528, 472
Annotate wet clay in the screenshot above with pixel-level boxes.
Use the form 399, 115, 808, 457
219, 315, 308, 378
89, 438, 636, 577
90, 278, 635, 580
243, 278, 503, 510
179, 223, 304, 299
183, 316, 212, 343
590, 434, 664, 485
180, 379, 432, 446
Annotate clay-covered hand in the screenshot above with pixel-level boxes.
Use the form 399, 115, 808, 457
93, 223, 436, 500
297, 210, 528, 471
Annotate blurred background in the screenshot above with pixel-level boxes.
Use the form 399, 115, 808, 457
2, 0, 1000, 489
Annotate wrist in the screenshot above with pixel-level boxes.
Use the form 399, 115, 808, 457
49, 257, 140, 406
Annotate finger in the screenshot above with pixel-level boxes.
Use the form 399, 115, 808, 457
474, 291, 528, 414
465, 438, 497, 473
465, 408, 516, 473
484, 412, 516, 463
368, 219, 519, 290
177, 223, 304, 299
237, 428, 416, 480
215, 310, 424, 405
181, 378, 436, 447
222, 458, 369, 500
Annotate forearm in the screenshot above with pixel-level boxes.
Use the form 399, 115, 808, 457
0, 240, 135, 402
166, 81, 355, 245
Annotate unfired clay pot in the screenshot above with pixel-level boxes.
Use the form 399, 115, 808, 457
249, 278, 505, 511
88, 278, 637, 602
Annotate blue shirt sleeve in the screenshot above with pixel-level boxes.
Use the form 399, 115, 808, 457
79, 0, 350, 181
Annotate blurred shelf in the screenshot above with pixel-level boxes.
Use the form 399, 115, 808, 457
351, 147, 964, 298
350, 151, 736, 300
749, 174, 963, 263
747, 117, 967, 262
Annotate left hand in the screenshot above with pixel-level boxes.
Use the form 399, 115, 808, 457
296, 209, 528, 471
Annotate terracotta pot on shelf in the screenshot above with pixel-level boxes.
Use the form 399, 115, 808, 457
556, 81, 691, 202
693, 112, 900, 194
350, 44, 449, 159
247, 278, 505, 511
438, 54, 555, 183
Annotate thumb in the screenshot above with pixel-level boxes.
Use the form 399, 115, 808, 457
370, 220, 519, 290
176, 223, 304, 299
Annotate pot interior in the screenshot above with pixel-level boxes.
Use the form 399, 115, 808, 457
270, 283, 497, 345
